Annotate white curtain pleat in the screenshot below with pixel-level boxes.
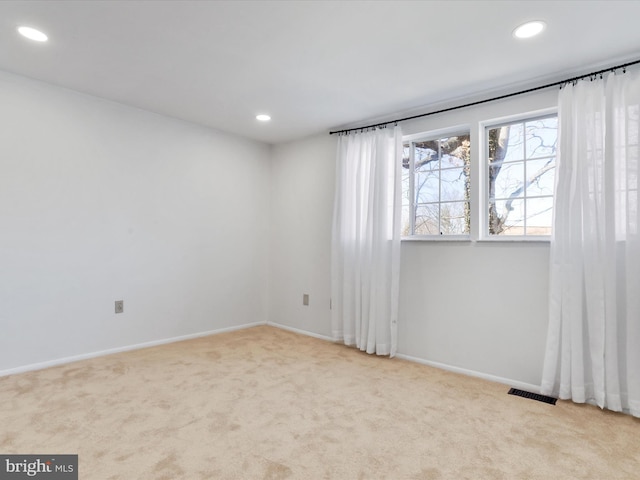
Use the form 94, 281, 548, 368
331, 127, 402, 357
541, 71, 640, 417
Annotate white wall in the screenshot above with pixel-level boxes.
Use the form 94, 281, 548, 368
268, 134, 335, 337
268, 89, 558, 388
0, 70, 270, 372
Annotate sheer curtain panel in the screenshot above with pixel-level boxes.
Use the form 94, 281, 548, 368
331, 127, 402, 356
541, 71, 640, 417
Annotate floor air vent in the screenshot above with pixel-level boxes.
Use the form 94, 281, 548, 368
508, 388, 557, 405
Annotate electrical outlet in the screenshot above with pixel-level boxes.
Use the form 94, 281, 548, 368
303, 294, 309, 306
115, 300, 124, 314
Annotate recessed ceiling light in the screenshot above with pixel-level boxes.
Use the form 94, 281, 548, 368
256, 114, 271, 122
513, 20, 546, 39
17, 26, 48, 42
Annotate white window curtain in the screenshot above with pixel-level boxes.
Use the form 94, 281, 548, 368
331, 126, 402, 357
541, 71, 640, 417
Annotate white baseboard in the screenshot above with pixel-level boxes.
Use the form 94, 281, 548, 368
0, 321, 266, 377
267, 321, 334, 342
395, 353, 541, 394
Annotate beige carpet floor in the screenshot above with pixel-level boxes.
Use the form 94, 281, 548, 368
1, 325, 638, 479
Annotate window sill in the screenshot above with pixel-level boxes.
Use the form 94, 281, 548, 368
401, 236, 551, 243
401, 235, 472, 242
475, 237, 551, 243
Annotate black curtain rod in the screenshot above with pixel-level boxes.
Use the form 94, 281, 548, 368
329, 58, 640, 136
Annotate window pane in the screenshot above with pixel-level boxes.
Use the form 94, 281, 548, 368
504, 123, 525, 161
440, 167, 468, 202
526, 158, 555, 197
416, 172, 439, 203
488, 125, 523, 165
526, 117, 558, 159
414, 205, 439, 235
494, 161, 524, 199
488, 201, 501, 235
440, 202, 469, 235
525, 197, 553, 235
441, 135, 470, 168
491, 198, 525, 235
414, 141, 439, 171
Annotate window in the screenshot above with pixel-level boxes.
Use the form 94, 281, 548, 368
486, 114, 558, 237
400, 111, 557, 241
401, 132, 471, 236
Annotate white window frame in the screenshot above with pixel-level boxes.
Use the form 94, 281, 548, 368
402, 125, 472, 241
479, 107, 558, 242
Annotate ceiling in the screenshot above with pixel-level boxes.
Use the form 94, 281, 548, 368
1, 1, 640, 145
